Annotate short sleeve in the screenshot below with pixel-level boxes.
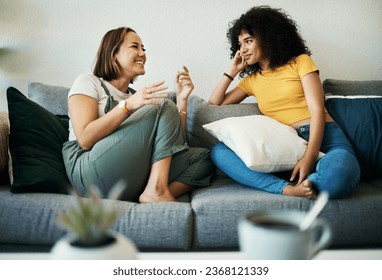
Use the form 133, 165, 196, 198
68, 73, 100, 101
294, 54, 319, 78
237, 76, 255, 96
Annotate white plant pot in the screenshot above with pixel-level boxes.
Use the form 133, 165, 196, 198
51, 232, 138, 260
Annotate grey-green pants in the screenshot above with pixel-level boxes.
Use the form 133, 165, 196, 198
62, 99, 214, 201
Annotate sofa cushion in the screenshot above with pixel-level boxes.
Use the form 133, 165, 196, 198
186, 95, 261, 149
325, 95, 382, 179
7, 87, 70, 193
191, 178, 382, 249
28, 82, 70, 115
0, 190, 193, 250
203, 115, 323, 172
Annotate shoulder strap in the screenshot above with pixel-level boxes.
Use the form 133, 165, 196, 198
98, 77, 136, 95
98, 78, 112, 97
98, 78, 116, 114
128, 87, 136, 94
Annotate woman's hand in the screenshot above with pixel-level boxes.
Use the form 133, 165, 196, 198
126, 80, 168, 112
228, 50, 248, 75
175, 66, 194, 102
290, 154, 316, 185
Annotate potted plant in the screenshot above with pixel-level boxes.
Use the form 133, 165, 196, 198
51, 183, 138, 259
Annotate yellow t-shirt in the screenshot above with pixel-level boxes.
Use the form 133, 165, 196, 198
237, 54, 319, 125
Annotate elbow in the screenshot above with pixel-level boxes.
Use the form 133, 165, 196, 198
208, 99, 221, 106
77, 137, 94, 150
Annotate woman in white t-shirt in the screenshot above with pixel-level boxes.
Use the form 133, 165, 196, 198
63, 27, 214, 203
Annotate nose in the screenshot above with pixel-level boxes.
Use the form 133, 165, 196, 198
138, 49, 146, 58
240, 44, 248, 53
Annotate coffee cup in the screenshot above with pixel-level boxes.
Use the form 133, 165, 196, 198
238, 210, 332, 259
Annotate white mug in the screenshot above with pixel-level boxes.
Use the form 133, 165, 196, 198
238, 210, 332, 260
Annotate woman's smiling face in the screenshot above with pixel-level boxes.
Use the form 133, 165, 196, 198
238, 31, 268, 69
114, 31, 147, 78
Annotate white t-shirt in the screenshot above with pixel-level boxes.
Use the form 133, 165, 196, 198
67, 73, 133, 141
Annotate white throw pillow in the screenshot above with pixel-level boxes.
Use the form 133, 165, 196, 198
203, 115, 324, 173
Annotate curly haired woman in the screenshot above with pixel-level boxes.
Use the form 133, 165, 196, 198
209, 6, 360, 199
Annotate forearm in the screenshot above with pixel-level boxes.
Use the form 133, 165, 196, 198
209, 67, 240, 105
176, 98, 188, 129
209, 76, 233, 105
75, 106, 128, 150
305, 110, 325, 159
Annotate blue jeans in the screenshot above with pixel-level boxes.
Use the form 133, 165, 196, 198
211, 122, 360, 198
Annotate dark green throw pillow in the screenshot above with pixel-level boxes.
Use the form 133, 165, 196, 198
7, 87, 70, 193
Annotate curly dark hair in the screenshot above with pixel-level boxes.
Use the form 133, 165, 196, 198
227, 5, 311, 77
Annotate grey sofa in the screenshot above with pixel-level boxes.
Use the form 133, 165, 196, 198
0, 79, 382, 253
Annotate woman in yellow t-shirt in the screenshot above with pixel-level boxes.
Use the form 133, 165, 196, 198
209, 6, 360, 199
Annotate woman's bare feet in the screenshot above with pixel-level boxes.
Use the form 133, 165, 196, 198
282, 179, 316, 199
140, 157, 177, 203
139, 187, 176, 203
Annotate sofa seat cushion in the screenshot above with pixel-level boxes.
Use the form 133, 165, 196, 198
191, 179, 382, 249
0, 190, 193, 250
191, 178, 312, 249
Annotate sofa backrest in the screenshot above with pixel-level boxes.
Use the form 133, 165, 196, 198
28, 82, 69, 116
186, 95, 261, 149
323, 79, 382, 96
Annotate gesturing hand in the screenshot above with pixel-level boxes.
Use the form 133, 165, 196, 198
127, 80, 168, 111
175, 66, 194, 102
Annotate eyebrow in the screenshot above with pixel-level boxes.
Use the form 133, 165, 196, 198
241, 36, 254, 42
131, 42, 141, 45
131, 41, 145, 48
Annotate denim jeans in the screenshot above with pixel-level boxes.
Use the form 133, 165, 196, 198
211, 122, 360, 198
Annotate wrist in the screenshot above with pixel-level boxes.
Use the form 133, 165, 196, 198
223, 73, 234, 81
118, 99, 132, 116
178, 109, 187, 116
177, 100, 187, 112
226, 68, 239, 78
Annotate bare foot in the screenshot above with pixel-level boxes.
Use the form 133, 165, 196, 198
139, 189, 176, 203
282, 179, 316, 200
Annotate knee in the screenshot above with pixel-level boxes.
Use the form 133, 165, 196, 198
211, 142, 228, 163
141, 98, 177, 118
316, 150, 360, 198
161, 98, 177, 113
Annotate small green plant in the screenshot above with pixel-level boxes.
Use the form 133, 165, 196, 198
58, 183, 124, 247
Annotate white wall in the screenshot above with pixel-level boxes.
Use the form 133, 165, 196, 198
1, 0, 381, 111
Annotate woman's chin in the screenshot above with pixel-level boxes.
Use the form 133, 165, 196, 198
136, 69, 145, 76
